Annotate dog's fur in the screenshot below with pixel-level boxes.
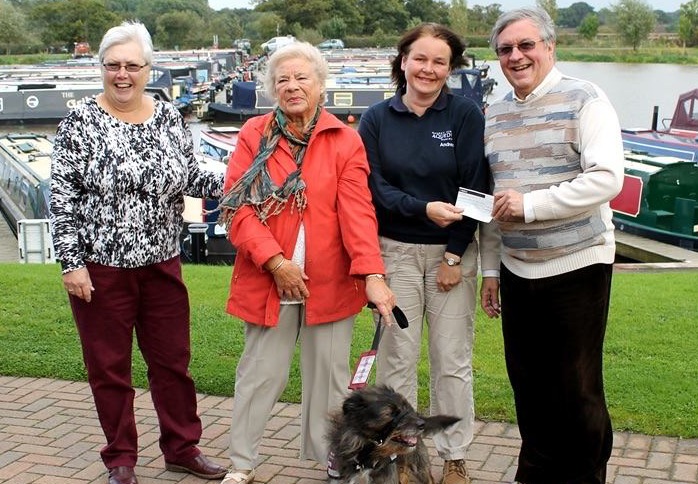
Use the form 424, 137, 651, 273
326, 385, 460, 484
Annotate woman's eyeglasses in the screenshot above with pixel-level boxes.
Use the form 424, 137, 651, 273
102, 63, 148, 72
494, 39, 544, 57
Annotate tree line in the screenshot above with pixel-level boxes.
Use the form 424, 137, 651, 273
0, 0, 696, 55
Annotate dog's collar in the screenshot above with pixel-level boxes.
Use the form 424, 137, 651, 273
352, 451, 398, 472
351, 407, 411, 472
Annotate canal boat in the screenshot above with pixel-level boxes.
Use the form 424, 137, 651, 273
197, 124, 239, 161
0, 67, 173, 124
621, 88, 698, 162
0, 131, 236, 263
0, 133, 52, 235
182, 125, 239, 264
205, 59, 496, 123
610, 150, 698, 251
0, 53, 242, 124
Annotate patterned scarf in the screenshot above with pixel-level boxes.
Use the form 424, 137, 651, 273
218, 105, 321, 228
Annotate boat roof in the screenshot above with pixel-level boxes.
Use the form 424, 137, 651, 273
625, 159, 661, 174
625, 150, 689, 167
0, 133, 53, 182
200, 126, 239, 152
670, 89, 698, 133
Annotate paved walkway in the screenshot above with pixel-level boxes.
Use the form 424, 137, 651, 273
1, 376, 697, 484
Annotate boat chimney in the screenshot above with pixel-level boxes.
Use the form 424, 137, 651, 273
651, 106, 658, 131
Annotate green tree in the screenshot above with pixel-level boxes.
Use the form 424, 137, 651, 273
449, 0, 468, 37
0, 1, 30, 54
254, 11, 286, 41
318, 16, 349, 39
208, 11, 244, 49
537, 0, 558, 23
105, 0, 140, 17
327, 0, 363, 34
678, 0, 698, 47
405, 0, 450, 25
136, 0, 210, 38
578, 12, 599, 40
28, 0, 121, 50
557, 2, 595, 28
469, 4, 503, 35
612, 0, 656, 51
359, 0, 409, 35
155, 10, 204, 49
282, 0, 331, 29
254, 0, 325, 30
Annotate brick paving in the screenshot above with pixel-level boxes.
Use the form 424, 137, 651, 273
1, 376, 697, 484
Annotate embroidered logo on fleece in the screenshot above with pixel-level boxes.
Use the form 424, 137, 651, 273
432, 130, 454, 148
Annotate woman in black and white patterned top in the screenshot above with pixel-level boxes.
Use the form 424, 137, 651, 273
50, 21, 226, 484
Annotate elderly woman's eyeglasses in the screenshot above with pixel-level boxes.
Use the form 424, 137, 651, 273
102, 63, 148, 72
494, 39, 544, 57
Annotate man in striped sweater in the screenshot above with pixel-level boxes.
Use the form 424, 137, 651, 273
479, 7, 625, 484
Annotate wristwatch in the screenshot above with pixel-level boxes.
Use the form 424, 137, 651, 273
365, 274, 385, 280
443, 256, 461, 267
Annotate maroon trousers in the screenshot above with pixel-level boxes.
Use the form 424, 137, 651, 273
69, 257, 202, 468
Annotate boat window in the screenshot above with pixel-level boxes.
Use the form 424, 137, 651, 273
333, 92, 354, 107
446, 74, 462, 90
18, 179, 30, 212
0, 158, 8, 185
463, 72, 479, 89
16, 142, 36, 154
199, 142, 229, 162
677, 98, 698, 122
9, 174, 20, 196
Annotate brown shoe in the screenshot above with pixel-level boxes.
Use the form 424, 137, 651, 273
165, 453, 227, 479
441, 459, 471, 484
108, 466, 138, 484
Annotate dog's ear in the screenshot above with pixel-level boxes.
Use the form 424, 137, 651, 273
422, 415, 461, 435
342, 391, 368, 417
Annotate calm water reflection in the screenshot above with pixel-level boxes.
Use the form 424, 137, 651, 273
487, 61, 698, 129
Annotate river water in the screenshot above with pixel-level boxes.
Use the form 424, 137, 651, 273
486, 61, 698, 129
2, 61, 697, 140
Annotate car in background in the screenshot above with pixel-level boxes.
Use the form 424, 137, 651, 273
234, 38, 251, 53
261, 35, 296, 54
317, 39, 345, 50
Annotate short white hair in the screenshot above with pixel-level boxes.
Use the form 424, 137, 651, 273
98, 20, 153, 66
261, 41, 329, 102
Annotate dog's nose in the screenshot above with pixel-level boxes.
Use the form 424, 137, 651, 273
416, 418, 425, 430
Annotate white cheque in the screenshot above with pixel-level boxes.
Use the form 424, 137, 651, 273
455, 188, 494, 223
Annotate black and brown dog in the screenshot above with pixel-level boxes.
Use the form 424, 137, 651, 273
326, 384, 460, 484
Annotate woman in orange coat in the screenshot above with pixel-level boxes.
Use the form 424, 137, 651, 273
218, 42, 395, 484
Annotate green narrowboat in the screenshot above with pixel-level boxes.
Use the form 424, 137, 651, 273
610, 151, 698, 251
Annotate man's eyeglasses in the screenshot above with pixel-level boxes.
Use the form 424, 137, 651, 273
494, 39, 544, 57
102, 63, 148, 72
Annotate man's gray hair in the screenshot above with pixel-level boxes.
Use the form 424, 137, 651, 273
489, 7, 557, 51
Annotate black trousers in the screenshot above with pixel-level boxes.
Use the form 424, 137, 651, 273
500, 263, 614, 484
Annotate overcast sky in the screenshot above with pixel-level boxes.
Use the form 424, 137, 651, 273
208, 0, 683, 13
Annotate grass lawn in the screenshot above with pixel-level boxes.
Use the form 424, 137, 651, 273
0, 262, 695, 438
